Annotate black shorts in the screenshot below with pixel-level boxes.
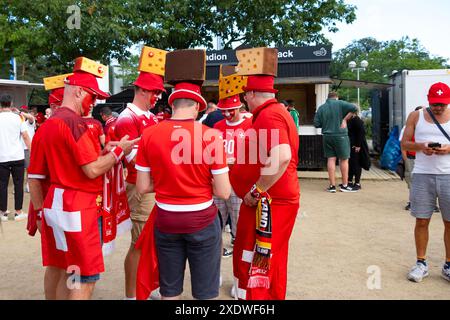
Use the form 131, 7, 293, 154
154, 216, 221, 299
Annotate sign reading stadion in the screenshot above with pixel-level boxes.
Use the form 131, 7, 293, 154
206, 45, 332, 66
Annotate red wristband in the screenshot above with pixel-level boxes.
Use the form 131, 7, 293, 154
110, 146, 124, 163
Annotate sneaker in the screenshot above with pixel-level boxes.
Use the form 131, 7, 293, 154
231, 237, 235, 247
434, 206, 440, 213
326, 185, 336, 193
222, 247, 233, 258
14, 212, 28, 221
25, 183, 30, 193
149, 288, 161, 300
219, 275, 223, 288
404, 202, 411, 211
1, 213, 8, 222
407, 261, 429, 282
351, 183, 361, 191
230, 284, 236, 299
339, 184, 357, 193
442, 264, 450, 282
224, 224, 231, 233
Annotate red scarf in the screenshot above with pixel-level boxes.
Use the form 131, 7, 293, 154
247, 184, 273, 289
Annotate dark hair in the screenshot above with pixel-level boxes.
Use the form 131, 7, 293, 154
286, 99, 294, 106
415, 106, 424, 111
208, 99, 218, 105
0, 94, 12, 107
100, 106, 112, 116
280, 100, 289, 107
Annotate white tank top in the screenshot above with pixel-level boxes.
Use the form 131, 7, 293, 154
413, 109, 450, 174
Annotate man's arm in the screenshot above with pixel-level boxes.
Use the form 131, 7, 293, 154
313, 109, 322, 128
401, 111, 434, 155
21, 131, 31, 150
29, 178, 44, 211
212, 172, 231, 200
244, 144, 291, 206
81, 135, 137, 179
136, 171, 154, 194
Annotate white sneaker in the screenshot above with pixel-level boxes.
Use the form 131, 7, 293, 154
230, 285, 236, 299
150, 288, 161, 300
1, 213, 8, 222
442, 264, 450, 282
219, 275, 223, 288
407, 262, 429, 282
224, 225, 231, 233
14, 212, 28, 221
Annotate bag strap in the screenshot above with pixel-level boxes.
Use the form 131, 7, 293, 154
426, 107, 450, 143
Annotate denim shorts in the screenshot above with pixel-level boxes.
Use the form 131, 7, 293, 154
410, 174, 450, 221
77, 217, 102, 283
154, 216, 221, 299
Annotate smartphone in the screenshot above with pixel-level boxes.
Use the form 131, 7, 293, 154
428, 142, 441, 149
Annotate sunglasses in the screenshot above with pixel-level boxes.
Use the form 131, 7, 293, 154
430, 103, 446, 107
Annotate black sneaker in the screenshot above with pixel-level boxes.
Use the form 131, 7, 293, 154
351, 183, 361, 191
434, 206, 440, 213
404, 202, 411, 211
222, 248, 233, 258
327, 185, 336, 193
231, 237, 235, 247
339, 184, 356, 193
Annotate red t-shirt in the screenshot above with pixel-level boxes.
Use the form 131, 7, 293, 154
104, 117, 118, 143
136, 119, 228, 211
84, 117, 104, 152
115, 103, 159, 184
230, 99, 300, 204
28, 107, 102, 193
213, 117, 252, 167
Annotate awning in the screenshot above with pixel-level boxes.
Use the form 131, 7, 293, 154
203, 76, 332, 87
332, 78, 393, 90
0, 79, 44, 89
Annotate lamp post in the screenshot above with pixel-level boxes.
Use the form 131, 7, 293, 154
348, 60, 369, 106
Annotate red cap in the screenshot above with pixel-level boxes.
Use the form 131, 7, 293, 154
133, 71, 166, 92
168, 82, 207, 112
242, 75, 278, 93
65, 71, 110, 99
428, 82, 450, 104
217, 94, 242, 110
48, 87, 65, 106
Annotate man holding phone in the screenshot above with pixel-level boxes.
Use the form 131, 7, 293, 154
401, 82, 450, 283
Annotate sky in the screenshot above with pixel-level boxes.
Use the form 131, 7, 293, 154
323, 0, 450, 62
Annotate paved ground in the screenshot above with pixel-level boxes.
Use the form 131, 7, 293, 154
0, 177, 449, 300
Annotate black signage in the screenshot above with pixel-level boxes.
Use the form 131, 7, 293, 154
206, 45, 332, 66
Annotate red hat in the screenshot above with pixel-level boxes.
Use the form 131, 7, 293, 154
133, 71, 166, 92
217, 94, 242, 110
65, 71, 110, 99
428, 82, 450, 104
48, 87, 65, 106
242, 75, 278, 93
168, 82, 207, 112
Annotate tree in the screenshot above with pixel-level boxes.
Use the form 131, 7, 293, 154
1, 1, 356, 77
331, 37, 449, 108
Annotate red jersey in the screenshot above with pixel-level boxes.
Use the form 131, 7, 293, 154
230, 99, 300, 204
28, 107, 102, 193
214, 117, 252, 164
136, 119, 228, 211
115, 103, 158, 184
84, 117, 104, 152
104, 116, 118, 143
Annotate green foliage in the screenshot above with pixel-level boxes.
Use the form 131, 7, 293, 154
0, 0, 356, 70
331, 37, 449, 107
